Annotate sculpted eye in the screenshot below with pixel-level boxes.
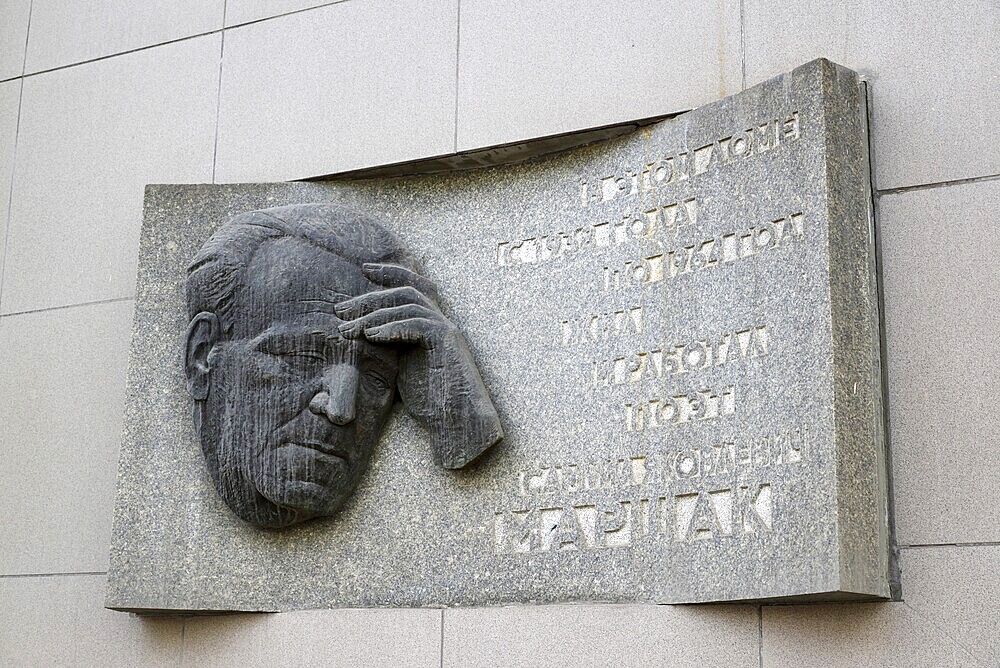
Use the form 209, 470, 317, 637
363, 370, 392, 393
258, 334, 326, 362
261, 349, 326, 371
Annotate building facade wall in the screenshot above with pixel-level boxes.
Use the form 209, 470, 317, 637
0, 1, 997, 665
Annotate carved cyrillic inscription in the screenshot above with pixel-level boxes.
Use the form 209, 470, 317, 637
494, 483, 774, 553
623, 386, 736, 431
560, 306, 644, 346
487, 105, 822, 561
515, 425, 811, 497
602, 212, 805, 291
496, 197, 699, 268
494, 422, 814, 555
675, 484, 773, 541
580, 112, 801, 207
590, 325, 769, 387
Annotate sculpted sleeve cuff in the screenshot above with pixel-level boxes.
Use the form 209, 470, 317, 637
423, 334, 504, 469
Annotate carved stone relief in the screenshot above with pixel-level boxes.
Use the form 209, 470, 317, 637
107, 59, 891, 612
184, 204, 503, 528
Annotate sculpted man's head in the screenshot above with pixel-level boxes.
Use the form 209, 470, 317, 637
185, 204, 503, 529
185, 205, 411, 528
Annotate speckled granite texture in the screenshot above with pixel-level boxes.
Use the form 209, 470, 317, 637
106, 59, 889, 612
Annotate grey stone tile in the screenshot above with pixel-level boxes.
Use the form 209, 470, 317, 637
0, 0, 31, 80
23, 0, 225, 74
0, 574, 182, 666
0, 300, 134, 574
878, 179, 1000, 546
225, 0, 341, 26
214, 0, 456, 183
457, 0, 742, 151
182, 608, 440, 666
2, 36, 219, 315
744, 0, 1000, 189
443, 604, 758, 667
762, 545, 1000, 666
900, 546, 1000, 665
0, 79, 20, 288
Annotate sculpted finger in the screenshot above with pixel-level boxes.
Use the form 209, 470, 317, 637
361, 318, 438, 348
335, 286, 435, 319
338, 304, 438, 339
363, 263, 440, 303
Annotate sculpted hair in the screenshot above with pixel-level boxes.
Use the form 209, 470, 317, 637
186, 204, 410, 335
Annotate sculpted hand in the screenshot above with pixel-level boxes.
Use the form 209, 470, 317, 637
335, 263, 503, 468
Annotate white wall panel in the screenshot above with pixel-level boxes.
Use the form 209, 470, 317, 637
24, 0, 225, 73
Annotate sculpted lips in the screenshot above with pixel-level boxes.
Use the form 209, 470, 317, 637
282, 440, 350, 463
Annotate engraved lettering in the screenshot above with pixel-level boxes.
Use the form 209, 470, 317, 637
591, 325, 769, 388
602, 212, 806, 290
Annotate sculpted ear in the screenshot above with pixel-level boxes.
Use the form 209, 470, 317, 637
185, 312, 221, 401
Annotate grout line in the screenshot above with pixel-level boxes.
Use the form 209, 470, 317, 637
0, 295, 134, 319
0, 77, 24, 314
739, 0, 747, 91
21, 0, 33, 78
453, 0, 461, 153
440, 609, 445, 668
878, 171, 1000, 196
757, 605, 763, 668
0, 0, 354, 84
0, 1, 31, 311
212, 2, 227, 184
0, 571, 106, 579
14, 27, 224, 80
180, 617, 187, 665
901, 542, 1000, 550
223, 0, 352, 30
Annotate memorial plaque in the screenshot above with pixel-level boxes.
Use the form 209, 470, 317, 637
107, 59, 892, 612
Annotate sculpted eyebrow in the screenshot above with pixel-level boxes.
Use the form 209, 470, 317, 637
251, 328, 341, 350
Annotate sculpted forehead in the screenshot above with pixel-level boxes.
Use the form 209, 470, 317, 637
233, 236, 372, 337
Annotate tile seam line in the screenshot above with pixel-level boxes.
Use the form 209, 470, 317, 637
901, 542, 1000, 549
878, 172, 1000, 195
0, 571, 106, 579
0, 0, 31, 311
0, 77, 24, 313
0, 295, 134, 318
180, 617, 186, 665
8, 0, 355, 80
18, 27, 223, 79
757, 605, 763, 668
20, 0, 32, 79
223, 0, 352, 29
452, 0, 461, 153
739, 0, 747, 91
212, 0, 227, 184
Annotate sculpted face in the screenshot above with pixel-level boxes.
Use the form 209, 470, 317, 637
186, 204, 503, 530
198, 237, 398, 528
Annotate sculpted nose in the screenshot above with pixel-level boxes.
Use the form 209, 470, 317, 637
308, 364, 359, 425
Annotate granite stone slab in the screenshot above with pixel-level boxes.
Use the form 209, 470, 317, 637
106, 58, 890, 612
